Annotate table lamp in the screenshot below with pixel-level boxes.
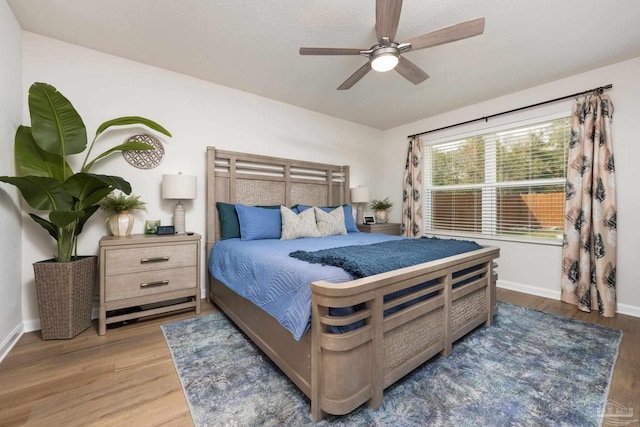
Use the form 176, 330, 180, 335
350, 186, 370, 224
161, 173, 197, 234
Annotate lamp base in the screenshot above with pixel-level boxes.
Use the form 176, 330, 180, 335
173, 202, 186, 234
357, 204, 364, 224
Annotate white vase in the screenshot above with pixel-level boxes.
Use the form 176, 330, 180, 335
109, 210, 134, 236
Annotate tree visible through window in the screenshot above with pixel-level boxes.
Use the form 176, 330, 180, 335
424, 117, 570, 241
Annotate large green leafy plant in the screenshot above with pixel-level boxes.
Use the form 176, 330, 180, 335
0, 82, 171, 261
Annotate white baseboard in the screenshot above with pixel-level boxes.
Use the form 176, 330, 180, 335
23, 318, 41, 333
617, 302, 640, 318
497, 279, 561, 301
0, 323, 24, 363
497, 280, 640, 318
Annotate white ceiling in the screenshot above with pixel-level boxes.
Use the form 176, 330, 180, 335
8, 0, 640, 130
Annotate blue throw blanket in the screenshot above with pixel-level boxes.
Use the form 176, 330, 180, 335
289, 236, 483, 278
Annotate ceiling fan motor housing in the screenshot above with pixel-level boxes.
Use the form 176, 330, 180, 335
369, 45, 400, 72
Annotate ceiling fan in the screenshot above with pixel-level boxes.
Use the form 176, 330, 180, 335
299, 0, 485, 90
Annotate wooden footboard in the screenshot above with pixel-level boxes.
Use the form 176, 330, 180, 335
309, 246, 498, 420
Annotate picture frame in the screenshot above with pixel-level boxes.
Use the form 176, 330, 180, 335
363, 215, 375, 225
144, 220, 161, 234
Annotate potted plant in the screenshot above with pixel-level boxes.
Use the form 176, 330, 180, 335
371, 197, 393, 223
0, 82, 171, 339
99, 192, 147, 237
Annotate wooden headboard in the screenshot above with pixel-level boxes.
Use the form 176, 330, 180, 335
206, 147, 350, 256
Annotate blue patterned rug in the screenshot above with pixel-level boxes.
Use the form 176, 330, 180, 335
161, 302, 622, 426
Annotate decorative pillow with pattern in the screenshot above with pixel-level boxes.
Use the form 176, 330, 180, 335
294, 204, 359, 233
280, 206, 321, 240
314, 206, 347, 237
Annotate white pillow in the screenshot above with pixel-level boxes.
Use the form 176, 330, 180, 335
280, 206, 321, 240
314, 206, 347, 237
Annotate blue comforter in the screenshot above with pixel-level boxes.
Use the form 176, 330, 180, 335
209, 233, 403, 340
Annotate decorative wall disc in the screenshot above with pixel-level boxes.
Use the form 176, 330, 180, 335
122, 134, 165, 169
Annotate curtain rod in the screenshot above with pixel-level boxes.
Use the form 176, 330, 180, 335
407, 84, 613, 139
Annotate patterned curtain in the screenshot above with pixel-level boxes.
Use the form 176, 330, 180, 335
401, 136, 423, 238
561, 94, 617, 317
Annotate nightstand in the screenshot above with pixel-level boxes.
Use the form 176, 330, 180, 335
357, 222, 402, 236
98, 233, 201, 335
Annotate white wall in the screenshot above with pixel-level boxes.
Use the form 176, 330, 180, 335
0, 1, 23, 359
20, 32, 385, 329
381, 57, 640, 316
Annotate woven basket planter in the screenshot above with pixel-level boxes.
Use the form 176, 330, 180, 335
33, 256, 97, 340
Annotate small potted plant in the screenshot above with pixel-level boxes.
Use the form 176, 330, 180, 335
99, 192, 147, 237
370, 197, 393, 223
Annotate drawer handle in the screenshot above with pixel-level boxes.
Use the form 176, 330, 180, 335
140, 280, 169, 288
140, 256, 170, 264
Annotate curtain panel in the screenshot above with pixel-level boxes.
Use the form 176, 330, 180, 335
561, 94, 617, 317
401, 136, 423, 238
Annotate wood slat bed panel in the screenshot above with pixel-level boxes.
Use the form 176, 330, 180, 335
206, 146, 349, 245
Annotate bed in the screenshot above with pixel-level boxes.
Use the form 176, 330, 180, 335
206, 146, 500, 421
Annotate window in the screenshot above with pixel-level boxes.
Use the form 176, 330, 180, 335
423, 116, 571, 242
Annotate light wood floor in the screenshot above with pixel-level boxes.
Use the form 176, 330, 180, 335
1, 289, 638, 426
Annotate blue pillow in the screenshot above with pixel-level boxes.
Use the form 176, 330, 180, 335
295, 204, 359, 233
236, 204, 282, 240
216, 202, 281, 240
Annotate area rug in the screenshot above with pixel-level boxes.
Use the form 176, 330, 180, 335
161, 302, 622, 426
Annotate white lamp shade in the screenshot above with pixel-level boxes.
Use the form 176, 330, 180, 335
162, 174, 197, 200
350, 186, 370, 203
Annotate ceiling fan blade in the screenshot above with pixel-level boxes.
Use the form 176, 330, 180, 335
395, 56, 429, 85
376, 0, 403, 41
401, 17, 485, 51
299, 47, 364, 55
337, 62, 372, 90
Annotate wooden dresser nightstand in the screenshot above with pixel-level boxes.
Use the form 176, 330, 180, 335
98, 233, 201, 335
357, 222, 402, 236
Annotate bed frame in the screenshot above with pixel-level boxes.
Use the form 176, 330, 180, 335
206, 146, 499, 421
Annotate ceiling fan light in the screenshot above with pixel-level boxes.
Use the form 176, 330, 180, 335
371, 52, 399, 72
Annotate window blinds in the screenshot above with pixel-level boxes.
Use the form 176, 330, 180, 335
424, 117, 570, 241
